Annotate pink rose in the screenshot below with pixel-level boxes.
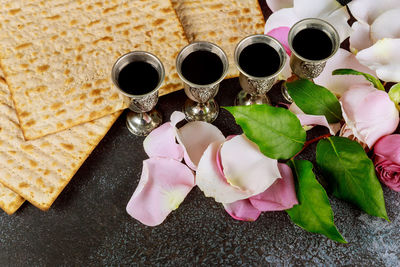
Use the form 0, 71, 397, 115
340, 84, 399, 148
374, 134, 400, 192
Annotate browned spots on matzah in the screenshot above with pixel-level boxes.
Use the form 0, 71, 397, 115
51, 102, 62, 110
37, 65, 50, 72
15, 43, 32, 50
93, 97, 104, 105
61, 143, 74, 151
20, 111, 30, 118
9, 8, 22, 15
21, 144, 34, 151
46, 15, 61, 20
19, 183, 29, 188
29, 160, 38, 168
153, 19, 166, 26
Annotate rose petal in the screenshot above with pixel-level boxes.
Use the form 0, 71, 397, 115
176, 121, 225, 170
348, 0, 400, 25
266, 0, 293, 12
249, 163, 298, 211
296, 114, 340, 135
294, 0, 351, 42
264, 8, 298, 33
220, 135, 281, 194
196, 141, 251, 203
370, 9, 400, 43
126, 157, 195, 226
340, 84, 399, 148
356, 38, 400, 82
374, 135, 400, 165
223, 199, 261, 221
289, 103, 341, 134
266, 27, 291, 55
314, 48, 375, 97
143, 111, 185, 160
349, 22, 373, 54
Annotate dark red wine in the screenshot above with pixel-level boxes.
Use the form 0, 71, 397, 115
181, 50, 223, 85
239, 43, 280, 77
117, 61, 159, 95
292, 28, 333, 60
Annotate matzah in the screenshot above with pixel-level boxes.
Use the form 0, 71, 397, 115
171, 0, 265, 78
0, 69, 121, 211
0, 183, 24, 215
0, 0, 188, 140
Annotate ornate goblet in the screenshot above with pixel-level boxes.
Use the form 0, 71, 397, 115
282, 18, 340, 102
111, 51, 164, 136
176, 41, 229, 123
234, 34, 287, 106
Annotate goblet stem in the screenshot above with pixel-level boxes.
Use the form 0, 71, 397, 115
183, 98, 219, 123
126, 109, 162, 136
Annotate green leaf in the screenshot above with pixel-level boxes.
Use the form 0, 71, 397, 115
332, 68, 385, 91
286, 79, 343, 123
224, 105, 306, 160
388, 83, 400, 111
316, 136, 389, 221
286, 159, 347, 243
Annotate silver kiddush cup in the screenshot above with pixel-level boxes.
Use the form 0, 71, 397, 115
282, 18, 340, 102
234, 34, 287, 106
111, 51, 164, 136
176, 41, 229, 123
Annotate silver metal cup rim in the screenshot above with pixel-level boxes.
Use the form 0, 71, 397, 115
234, 34, 287, 81
111, 51, 165, 98
176, 41, 229, 88
288, 18, 340, 63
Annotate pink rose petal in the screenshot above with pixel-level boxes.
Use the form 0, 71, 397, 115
249, 163, 298, 211
266, 0, 293, 12
296, 114, 340, 135
356, 38, 400, 82
340, 84, 399, 148
176, 121, 225, 171
126, 157, 195, 226
266, 27, 291, 55
220, 135, 281, 194
223, 199, 261, 222
196, 141, 251, 203
349, 21, 373, 54
348, 0, 399, 25
314, 48, 375, 97
143, 111, 185, 161
370, 9, 400, 43
264, 8, 298, 34
374, 135, 400, 166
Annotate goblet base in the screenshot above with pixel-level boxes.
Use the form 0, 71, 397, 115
183, 98, 219, 123
126, 109, 162, 136
281, 83, 293, 103
234, 90, 270, 106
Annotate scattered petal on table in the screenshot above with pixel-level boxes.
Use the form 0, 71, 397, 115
296, 114, 340, 135
356, 38, 400, 82
220, 135, 281, 194
126, 157, 195, 226
196, 141, 251, 203
223, 199, 261, 222
314, 48, 375, 97
348, 0, 400, 25
266, 0, 293, 12
264, 8, 298, 33
143, 111, 185, 161
370, 9, 400, 43
176, 121, 225, 170
266, 27, 291, 55
340, 84, 399, 148
249, 163, 298, 211
349, 21, 373, 54
294, 0, 351, 42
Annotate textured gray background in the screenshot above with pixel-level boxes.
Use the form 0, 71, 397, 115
1, 2, 399, 266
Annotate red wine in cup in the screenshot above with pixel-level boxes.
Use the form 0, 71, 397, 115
117, 61, 159, 95
239, 42, 281, 77
292, 28, 333, 60
181, 50, 223, 85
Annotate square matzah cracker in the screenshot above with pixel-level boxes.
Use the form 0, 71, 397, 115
0, 183, 24, 215
0, 69, 121, 211
0, 0, 188, 140
171, 0, 265, 79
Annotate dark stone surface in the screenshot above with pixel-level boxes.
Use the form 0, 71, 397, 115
1, 2, 399, 266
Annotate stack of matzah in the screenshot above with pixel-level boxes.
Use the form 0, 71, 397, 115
0, 0, 265, 215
